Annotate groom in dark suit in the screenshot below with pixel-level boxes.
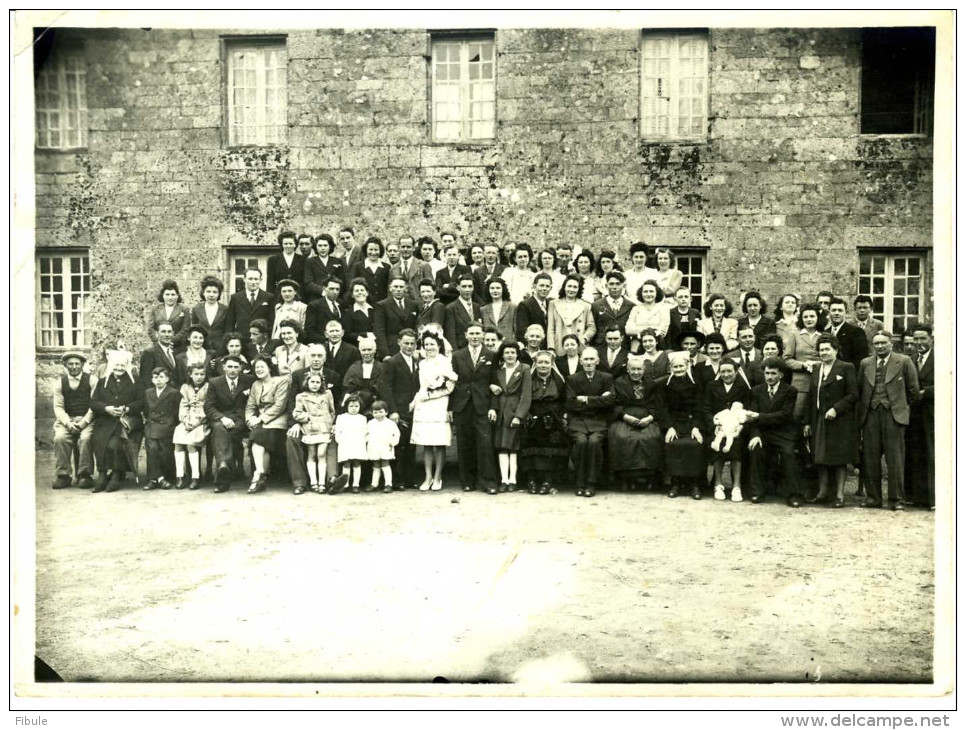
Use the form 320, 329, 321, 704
204, 356, 255, 492
448, 322, 498, 493
382, 329, 420, 490
225, 268, 275, 341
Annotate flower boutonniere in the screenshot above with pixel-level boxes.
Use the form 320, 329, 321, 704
835, 374, 843, 381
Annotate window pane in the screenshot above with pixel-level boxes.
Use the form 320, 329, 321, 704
433, 37, 495, 141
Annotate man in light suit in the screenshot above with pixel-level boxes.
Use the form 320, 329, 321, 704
225, 268, 275, 342
390, 234, 434, 301
374, 275, 419, 361
448, 322, 498, 493
826, 298, 869, 372
909, 323, 935, 509
565, 348, 616, 498
443, 274, 482, 351
857, 331, 920, 509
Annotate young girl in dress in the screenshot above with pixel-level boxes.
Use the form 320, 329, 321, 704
172, 363, 210, 490
366, 400, 401, 494
292, 371, 335, 494
334, 394, 369, 493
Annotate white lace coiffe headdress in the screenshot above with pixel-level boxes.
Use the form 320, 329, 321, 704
103, 344, 136, 384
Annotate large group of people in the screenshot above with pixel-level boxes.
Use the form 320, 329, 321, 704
50, 230, 936, 511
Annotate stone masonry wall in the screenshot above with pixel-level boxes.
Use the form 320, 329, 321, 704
34, 26, 933, 434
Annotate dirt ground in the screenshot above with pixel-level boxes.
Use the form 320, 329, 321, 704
31, 449, 934, 686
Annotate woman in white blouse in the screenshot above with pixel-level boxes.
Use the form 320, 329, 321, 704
626, 280, 670, 350
536, 248, 565, 299
271, 279, 307, 340
273, 320, 309, 376
503, 244, 536, 304
697, 294, 740, 352
623, 241, 660, 305
653, 247, 684, 303
573, 251, 601, 304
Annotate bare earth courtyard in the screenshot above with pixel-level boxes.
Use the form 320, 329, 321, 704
32, 450, 934, 685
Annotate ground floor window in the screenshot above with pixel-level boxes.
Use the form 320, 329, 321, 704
676, 249, 707, 309
37, 250, 90, 348
858, 251, 926, 333
227, 249, 271, 294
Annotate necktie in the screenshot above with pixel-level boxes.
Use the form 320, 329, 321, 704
769, 386, 776, 399
878, 358, 886, 371
228, 379, 236, 395
165, 346, 174, 365
250, 293, 256, 306
403, 261, 408, 277
743, 351, 749, 367
398, 298, 405, 312
471, 348, 479, 366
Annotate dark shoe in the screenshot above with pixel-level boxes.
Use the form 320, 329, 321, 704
76, 473, 94, 489
330, 473, 350, 494
463, 485, 474, 492
187, 479, 200, 490
486, 486, 498, 495
216, 463, 231, 485
528, 479, 537, 494
539, 481, 551, 495
833, 499, 845, 508
294, 485, 305, 495
157, 478, 173, 490
575, 488, 585, 497
667, 487, 679, 499
691, 487, 702, 500
143, 480, 159, 491
383, 485, 393, 494
257, 473, 268, 489
52, 474, 72, 489
364, 484, 378, 493
750, 495, 763, 504
350, 486, 360, 494
105, 479, 120, 493
213, 483, 229, 493
497, 483, 508, 493
891, 502, 905, 511
174, 477, 185, 490
862, 498, 883, 508
787, 496, 802, 508
584, 489, 595, 498
92, 473, 110, 493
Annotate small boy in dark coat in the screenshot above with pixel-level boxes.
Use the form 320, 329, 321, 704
142, 367, 182, 489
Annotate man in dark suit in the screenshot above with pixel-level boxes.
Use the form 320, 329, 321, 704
909, 324, 935, 509
304, 277, 345, 344
141, 367, 182, 490
515, 272, 553, 343
323, 319, 360, 407
435, 243, 472, 301
591, 272, 635, 346
472, 244, 506, 304
382, 329, 420, 490
444, 274, 482, 351
286, 344, 345, 494
225, 268, 275, 341
745, 357, 803, 507
304, 234, 347, 301
736, 291, 777, 351
857, 332, 920, 510
243, 318, 278, 364
448, 322, 498, 493
204, 356, 254, 492
139, 322, 180, 389
665, 285, 702, 350
727, 324, 764, 386
390, 234, 434, 301
374, 275, 419, 361
266, 231, 307, 295
565, 348, 616, 498
826, 298, 869, 372
415, 279, 447, 330
597, 325, 629, 381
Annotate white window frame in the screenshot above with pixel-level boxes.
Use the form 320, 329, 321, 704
225, 39, 288, 147
858, 251, 927, 334
36, 250, 91, 349
227, 250, 271, 294
431, 34, 496, 143
35, 49, 88, 150
640, 30, 709, 141
676, 250, 707, 310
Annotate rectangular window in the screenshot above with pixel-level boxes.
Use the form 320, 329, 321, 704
37, 251, 91, 348
641, 30, 708, 140
676, 251, 707, 310
858, 252, 926, 333
35, 50, 87, 150
431, 35, 495, 142
228, 251, 270, 294
226, 40, 287, 146
860, 27, 935, 135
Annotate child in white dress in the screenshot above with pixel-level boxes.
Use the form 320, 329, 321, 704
334, 395, 369, 493
366, 400, 401, 493
172, 363, 210, 490
292, 371, 335, 494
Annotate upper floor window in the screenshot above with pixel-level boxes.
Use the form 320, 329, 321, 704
35, 49, 87, 150
860, 27, 935, 136
37, 251, 90, 348
226, 40, 287, 146
431, 35, 495, 142
640, 30, 708, 141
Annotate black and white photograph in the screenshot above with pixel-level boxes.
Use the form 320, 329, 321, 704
11, 8, 955, 712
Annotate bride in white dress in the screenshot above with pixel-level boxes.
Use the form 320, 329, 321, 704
410, 331, 457, 491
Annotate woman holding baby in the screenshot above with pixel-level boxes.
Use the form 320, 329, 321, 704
703, 357, 752, 503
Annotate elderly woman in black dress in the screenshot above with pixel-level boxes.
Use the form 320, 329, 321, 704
662, 350, 707, 500
804, 333, 859, 507
609, 354, 667, 491
90, 348, 144, 492
521, 350, 569, 495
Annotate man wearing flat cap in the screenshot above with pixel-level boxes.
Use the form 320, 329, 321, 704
51, 351, 95, 489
